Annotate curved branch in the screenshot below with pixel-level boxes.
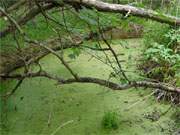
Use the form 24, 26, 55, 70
1, 71, 179, 94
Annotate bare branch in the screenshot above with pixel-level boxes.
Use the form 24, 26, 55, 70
0, 7, 24, 35
97, 17, 130, 82
25, 38, 79, 80
0, 0, 26, 17
0, 3, 56, 38
3, 79, 24, 98
1, 71, 179, 94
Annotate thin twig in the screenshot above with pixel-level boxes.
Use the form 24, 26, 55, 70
124, 91, 155, 111
50, 120, 74, 135
0, 7, 24, 35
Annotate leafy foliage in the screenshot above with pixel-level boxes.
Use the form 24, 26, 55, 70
144, 27, 180, 66
165, 28, 180, 48
68, 48, 81, 59
141, 27, 180, 86
140, 27, 180, 102
144, 43, 180, 66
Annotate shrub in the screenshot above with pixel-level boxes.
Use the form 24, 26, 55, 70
140, 28, 180, 104
142, 28, 180, 79
101, 111, 119, 130
144, 43, 180, 66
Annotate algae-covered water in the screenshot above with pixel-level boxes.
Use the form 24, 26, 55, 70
0, 39, 179, 135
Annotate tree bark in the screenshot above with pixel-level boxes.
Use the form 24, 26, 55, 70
1, 71, 180, 94
63, 0, 180, 26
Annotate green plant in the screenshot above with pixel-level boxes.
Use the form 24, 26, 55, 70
143, 22, 170, 47
101, 111, 119, 130
68, 48, 81, 59
165, 28, 180, 48
143, 28, 180, 67
144, 43, 180, 66
141, 28, 180, 85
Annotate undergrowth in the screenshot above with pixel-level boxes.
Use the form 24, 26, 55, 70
140, 26, 180, 104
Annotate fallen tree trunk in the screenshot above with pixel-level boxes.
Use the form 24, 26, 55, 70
63, 0, 180, 26
0, 0, 179, 38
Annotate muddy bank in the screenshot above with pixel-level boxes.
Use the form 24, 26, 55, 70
104, 23, 143, 39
